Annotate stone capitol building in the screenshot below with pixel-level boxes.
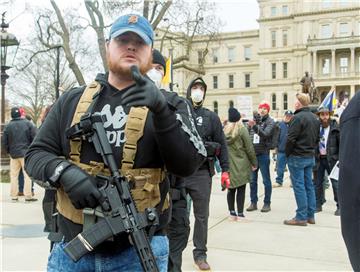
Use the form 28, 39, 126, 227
156, 0, 360, 120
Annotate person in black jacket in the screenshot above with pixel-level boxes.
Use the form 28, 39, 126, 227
24, 14, 205, 272
246, 102, 275, 212
2, 107, 37, 202
338, 91, 360, 271
183, 77, 229, 271
284, 93, 320, 226
273, 110, 293, 187
314, 106, 340, 216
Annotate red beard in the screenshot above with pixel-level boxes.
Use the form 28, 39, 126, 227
107, 55, 153, 79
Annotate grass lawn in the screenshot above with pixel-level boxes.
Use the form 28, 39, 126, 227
1, 170, 10, 183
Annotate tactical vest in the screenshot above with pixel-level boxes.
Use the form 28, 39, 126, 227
56, 81, 169, 224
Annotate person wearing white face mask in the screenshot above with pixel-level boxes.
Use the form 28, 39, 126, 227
181, 78, 229, 271
147, 49, 166, 89
191, 87, 204, 104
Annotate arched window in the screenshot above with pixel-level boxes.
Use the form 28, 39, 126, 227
272, 94, 277, 110
213, 101, 218, 114
283, 93, 288, 110
229, 100, 234, 108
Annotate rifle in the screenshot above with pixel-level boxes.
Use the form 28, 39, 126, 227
64, 112, 159, 272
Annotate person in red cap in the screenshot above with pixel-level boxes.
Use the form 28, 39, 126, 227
246, 101, 276, 213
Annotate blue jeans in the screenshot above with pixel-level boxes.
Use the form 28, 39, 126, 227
287, 156, 316, 221
18, 169, 34, 193
276, 152, 287, 185
250, 154, 272, 204
48, 236, 169, 272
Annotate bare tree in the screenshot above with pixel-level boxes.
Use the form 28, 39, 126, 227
45, 0, 220, 78
16, 0, 221, 92
156, 0, 222, 75
48, 0, 86, 85
12, 35, 77, 124
9, 57, 53, 124
84, 0, 108, 71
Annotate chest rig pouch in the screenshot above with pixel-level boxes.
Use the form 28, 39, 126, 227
57, 81, 169, 225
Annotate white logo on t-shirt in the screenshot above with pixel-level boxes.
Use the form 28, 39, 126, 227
97, 104, 127, 147
196, 116, 203, 127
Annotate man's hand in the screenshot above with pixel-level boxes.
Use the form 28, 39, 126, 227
122, 66, 167, 114
58, 165, 102, 209
248, 120, 256, 128
221, 172, 230, 191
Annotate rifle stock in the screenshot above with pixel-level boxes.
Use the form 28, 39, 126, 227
64, 113, 159, 272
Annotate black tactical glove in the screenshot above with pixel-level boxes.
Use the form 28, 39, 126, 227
122, 65, 167, 114
49, 161, 102, 209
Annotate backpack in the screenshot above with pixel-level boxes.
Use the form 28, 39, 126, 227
268, 121, 280, 150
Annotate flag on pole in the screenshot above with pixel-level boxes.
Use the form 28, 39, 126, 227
319, 88, 337, 112
162, 56, 172, 85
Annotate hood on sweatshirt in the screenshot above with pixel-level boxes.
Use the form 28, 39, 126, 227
186, 77, 207, 108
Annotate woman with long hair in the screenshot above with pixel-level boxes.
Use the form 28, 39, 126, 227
224, 108, 257, 221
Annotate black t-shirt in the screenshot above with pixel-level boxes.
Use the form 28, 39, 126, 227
80, 84, 131, 165
80, 83, 165, 169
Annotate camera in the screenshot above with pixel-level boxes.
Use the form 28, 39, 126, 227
253, 112, 261, 124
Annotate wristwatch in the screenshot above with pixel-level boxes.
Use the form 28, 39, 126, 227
48, 161, 72, 187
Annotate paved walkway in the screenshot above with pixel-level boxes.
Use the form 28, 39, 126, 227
0, 167, 352, 271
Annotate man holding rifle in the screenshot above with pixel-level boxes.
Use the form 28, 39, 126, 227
25, 14, 206, 271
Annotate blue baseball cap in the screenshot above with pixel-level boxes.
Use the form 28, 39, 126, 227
109, 14, 154, 45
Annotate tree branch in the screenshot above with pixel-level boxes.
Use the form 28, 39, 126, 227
84, 0, 108, 71
143, 0, 149, 20
16, 47, 61, 71
50, 0, 85, 85
151, 1, 172, 29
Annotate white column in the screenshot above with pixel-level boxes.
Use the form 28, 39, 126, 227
331, 49, 336, 77
308, 51, 312, 74
350, 47, 355, 75
350, 85, 355, 98
313, 50, 317, 77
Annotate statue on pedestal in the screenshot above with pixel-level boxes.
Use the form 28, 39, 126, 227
300, 71, 318, 103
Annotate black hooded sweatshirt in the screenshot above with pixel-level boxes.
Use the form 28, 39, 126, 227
186, 77, 229, 172
25, 73, 206, 250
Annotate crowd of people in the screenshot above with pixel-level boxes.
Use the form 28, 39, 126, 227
1, 13, 359, 272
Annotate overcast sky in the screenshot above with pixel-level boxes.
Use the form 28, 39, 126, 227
217, 0, 260, 31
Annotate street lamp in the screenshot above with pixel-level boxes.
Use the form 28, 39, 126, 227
1, 12, 19, 124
